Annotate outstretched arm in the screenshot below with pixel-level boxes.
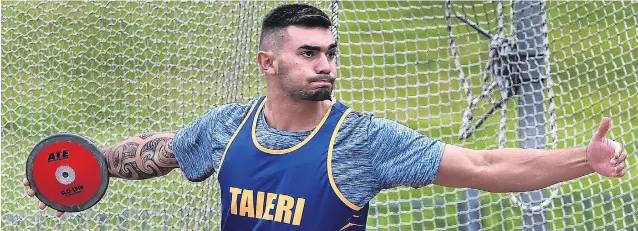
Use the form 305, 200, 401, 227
102, 132, 179, 180
432, 118, 628, 193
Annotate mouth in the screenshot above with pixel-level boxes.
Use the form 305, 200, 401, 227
309, 79, 334, 88
312, 79, 333, 83
309, 77, 335, 84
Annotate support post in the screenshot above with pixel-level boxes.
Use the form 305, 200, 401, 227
515, 0, 549, 230
458, 189, 481, 231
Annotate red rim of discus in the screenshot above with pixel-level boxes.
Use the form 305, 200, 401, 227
26, 133, 109, 212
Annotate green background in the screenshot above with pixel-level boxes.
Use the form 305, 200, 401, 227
2, 1, 636, 230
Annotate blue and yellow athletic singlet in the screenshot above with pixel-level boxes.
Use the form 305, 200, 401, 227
216, 96, 368, 230
172, 96, 446, 230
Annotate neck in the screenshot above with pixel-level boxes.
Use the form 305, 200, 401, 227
263, 91, 331, 132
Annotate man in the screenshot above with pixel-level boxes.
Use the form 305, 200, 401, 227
25, 3, 628, 231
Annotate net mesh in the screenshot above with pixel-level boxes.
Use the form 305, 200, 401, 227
2, 1, 636, 230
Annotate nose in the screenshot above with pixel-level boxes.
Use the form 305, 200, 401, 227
315, 54, 332, 75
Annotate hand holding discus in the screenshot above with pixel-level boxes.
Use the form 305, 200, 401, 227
24, 133, 109, 216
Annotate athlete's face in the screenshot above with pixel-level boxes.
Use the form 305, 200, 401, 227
274, 26, 338, 101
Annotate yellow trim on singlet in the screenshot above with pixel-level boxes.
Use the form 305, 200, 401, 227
327, 108, 362, 211
251, 98, 334, 155
216, 100, 260, 176
340, 222, 365, 231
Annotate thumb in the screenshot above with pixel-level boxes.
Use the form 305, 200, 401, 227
592, 117, 610, 142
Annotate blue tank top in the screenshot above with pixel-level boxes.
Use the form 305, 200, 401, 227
217, 96, 369, 231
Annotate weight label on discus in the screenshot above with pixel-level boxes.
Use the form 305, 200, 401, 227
61, 185, 85, 196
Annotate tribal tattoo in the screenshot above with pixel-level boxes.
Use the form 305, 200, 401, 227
101, 132, 178, 180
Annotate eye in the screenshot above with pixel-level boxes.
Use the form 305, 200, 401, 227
327, 52, 337, 59
301, 51, 313, 57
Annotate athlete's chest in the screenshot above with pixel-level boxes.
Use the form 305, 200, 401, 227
215, 97, 362, 230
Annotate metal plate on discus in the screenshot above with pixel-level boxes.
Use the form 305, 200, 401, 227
26, 133, 109, 212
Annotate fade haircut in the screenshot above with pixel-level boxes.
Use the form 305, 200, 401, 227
259, 4, 332, 51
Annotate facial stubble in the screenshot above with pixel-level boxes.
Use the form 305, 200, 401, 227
277, 65, 334, 101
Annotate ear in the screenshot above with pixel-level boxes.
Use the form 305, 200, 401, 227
257, 50, 277, 76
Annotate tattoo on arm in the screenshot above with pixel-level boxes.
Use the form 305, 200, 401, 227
101, 132, 178, 180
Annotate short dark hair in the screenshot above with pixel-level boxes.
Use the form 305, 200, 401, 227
259, 4, 332, 50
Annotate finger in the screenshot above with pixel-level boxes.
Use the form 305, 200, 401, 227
56, 211, 64, 217
611, 141, 622, 161
617, 168, 626, 177
615, 162, 626, 172
614, 142, 623, 159
39, 202, 46, 210
614, 167, 626, 178
619, 151, 627, 162
611, 150, 628, 165
592, 117, 610, 142
23, 178, 29, 187
27, 189, 35, 197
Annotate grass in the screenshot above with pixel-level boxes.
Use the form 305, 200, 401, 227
2, 1, 637, 230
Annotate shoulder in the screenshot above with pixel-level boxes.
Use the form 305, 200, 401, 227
184, 99, 256, 129
338, 106, 374, 128
332, 102, 403, 141
171, 99, 257, 182
335, 105, 399, 136
335, 103, 444, 150
173, 99, 256, 144
203, 100, 254, 121
331, 107, 374, 142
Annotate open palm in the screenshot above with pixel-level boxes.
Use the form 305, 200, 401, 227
587, 118, 627, 178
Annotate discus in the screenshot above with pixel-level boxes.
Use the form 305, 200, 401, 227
26, 133, 109, 212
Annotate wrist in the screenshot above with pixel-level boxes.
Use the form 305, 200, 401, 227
99, 146, 118, 178
584, 146, 595, 173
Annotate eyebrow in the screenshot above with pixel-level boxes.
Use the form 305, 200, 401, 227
298, 43, 338, 51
